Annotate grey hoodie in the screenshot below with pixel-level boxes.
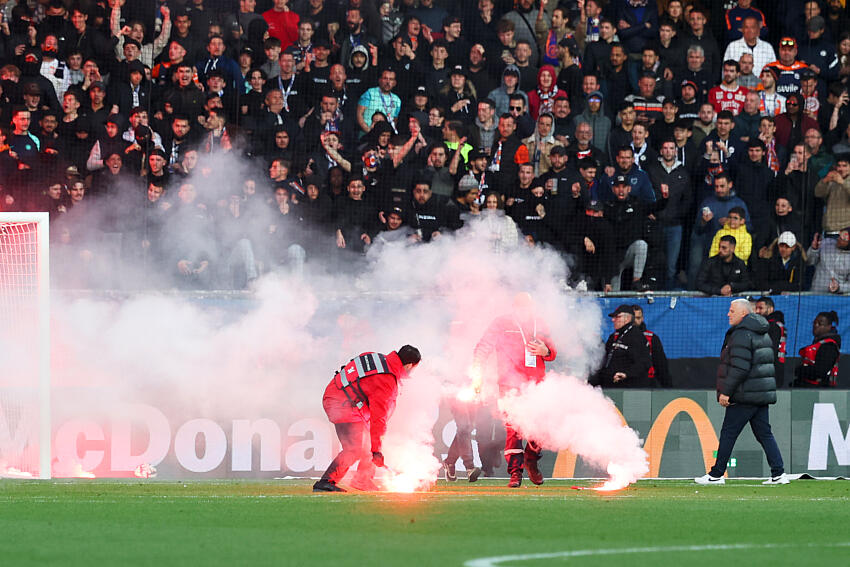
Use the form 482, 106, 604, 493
486, 65, 529, 116
572, 91, 611, 153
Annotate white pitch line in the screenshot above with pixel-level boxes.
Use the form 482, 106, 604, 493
464, 542, 850, 567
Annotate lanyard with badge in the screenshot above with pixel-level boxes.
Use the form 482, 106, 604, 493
516, 317, 538, 368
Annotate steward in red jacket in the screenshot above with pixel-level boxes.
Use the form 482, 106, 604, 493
313, 345, 421, 492
472, 293, 556, 488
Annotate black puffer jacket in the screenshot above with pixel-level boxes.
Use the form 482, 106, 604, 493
716, 313, 777, 405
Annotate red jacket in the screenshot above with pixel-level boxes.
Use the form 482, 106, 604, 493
263, 9, 299, 47
474, 315, 556, 391
322, 351, 406, 452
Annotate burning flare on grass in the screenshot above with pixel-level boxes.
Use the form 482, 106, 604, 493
498, 373, 649, 491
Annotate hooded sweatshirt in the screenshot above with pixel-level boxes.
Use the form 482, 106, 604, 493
527, 65, 560, 120
345, 45, 375, 101
487, 64, 529, 116
522, 113, 563, 176
572, 90, 611, 152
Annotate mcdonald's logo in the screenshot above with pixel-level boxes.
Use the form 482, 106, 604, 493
552, 398, 719, 478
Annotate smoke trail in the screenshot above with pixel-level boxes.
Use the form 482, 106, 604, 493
498, 374, 649, 490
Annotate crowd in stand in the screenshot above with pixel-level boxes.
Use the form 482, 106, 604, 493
4, 0, 850, 292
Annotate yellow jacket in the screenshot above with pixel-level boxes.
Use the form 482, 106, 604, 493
709, 224, 753, 263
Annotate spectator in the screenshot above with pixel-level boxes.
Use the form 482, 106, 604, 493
689, 173, 750, 287
572, 91, 610, 154
723, 15, 775, 78
733, 138, 774, 248
600, 146, 656, 203
683, 8, 721, 80
647, 139, 692, 289
603, 175, 668, 291
468, 191, 520, 253
738, 53, 759, 89
264, 0, 300, 48
709, 60, 748, 116
408, 179, 461, 242
754, 231, 806, 293
522, 112, 561, 176
709, 207, 753, 264
696, 235, 753, 296
763, 37, 809, 98
487, 113, 528, 196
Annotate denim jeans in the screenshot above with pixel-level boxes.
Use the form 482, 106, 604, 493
663, 225, 683, 289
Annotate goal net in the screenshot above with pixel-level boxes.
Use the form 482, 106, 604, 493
0, 213, 50, 479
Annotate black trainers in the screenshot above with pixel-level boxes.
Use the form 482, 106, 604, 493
313, 479, 346, 492
525, 461, 544, 485
443, 460, 457, 482
468, 467, 482, 483
508, 471, 522, 488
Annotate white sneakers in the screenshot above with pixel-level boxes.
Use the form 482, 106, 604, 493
762, 473, 790, 485
694, 474, 725, 485
693, 473, 791, 485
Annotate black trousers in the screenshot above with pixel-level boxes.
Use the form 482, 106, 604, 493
446, 399, 476, 469
709, 403, 785, 478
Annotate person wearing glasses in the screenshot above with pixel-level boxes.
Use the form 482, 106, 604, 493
774, 93, 819, 149
763, 37, 809, 98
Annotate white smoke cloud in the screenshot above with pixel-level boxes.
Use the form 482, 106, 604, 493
3, 150, 650, 488
498, 374, 649, 490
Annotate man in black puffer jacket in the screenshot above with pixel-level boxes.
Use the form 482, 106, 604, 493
695, 299, 788, 486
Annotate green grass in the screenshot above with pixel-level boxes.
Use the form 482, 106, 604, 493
1, 479, 849, 566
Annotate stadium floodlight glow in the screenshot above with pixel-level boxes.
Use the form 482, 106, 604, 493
0, 212, 50, 479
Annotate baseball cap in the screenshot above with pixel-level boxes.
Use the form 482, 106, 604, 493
613, 174, 629, 186
587, 90, 603, 101
608, 304, 635, 318
780, 36, 797, 48
799, 68, 817, 81
778, 231, 797, 247
450, 64, 467, 77
680, 79, 698, 91
586, 200, 604, 212
468, 149, 487, 161
415, 85, 428, 96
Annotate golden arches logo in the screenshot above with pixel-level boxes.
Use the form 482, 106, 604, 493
552, 397, 719, 478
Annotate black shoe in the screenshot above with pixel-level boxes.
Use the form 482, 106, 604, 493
525, 461, 544, 485
443, 460, 457, 482
313, 479, 346, 492
508, 471, 522, 488
468, 467, 482, 483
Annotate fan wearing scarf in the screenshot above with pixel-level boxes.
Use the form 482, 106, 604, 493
527, 65, 560, 120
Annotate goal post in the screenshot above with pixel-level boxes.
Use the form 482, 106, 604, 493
0, 212, 50, 479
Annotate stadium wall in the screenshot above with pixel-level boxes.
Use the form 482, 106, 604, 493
38, 389, 850, 479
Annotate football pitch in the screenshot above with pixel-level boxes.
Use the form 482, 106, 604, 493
1, 479, 848, 566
